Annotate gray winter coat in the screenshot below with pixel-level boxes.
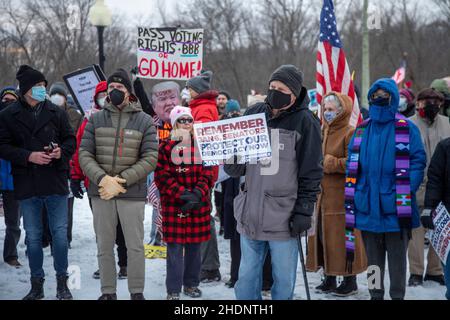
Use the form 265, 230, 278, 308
225, 89, 323, 241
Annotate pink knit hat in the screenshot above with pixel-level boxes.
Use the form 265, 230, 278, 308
170, 105, 193, 127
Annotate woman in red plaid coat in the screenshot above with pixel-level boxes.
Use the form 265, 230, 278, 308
155, 106, 214, 300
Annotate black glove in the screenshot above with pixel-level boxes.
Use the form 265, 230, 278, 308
179, 189, 202, 211
70, 179, 84, 199
289, 214, 311, 237
130, 66, 139, 75
421, 209, 435, 230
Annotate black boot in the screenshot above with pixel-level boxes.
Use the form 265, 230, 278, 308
56, 275, 73, 300
332, 276, 358, 297
315, 275, 337, 294
23, 277, 45, 300
408, 274, 423, 287
130, 293, 145, 300
424, 274, 445, 286
98, 293, 117, 300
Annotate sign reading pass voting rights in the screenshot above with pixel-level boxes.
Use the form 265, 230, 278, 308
137, 27, 204, 80
431, 202, 450, 264
63, 65, 106, 115
194, 114, 272, 163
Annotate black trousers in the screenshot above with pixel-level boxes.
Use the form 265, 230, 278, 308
361, 230, 410, 300
2, 191, 21, 262
230, 234, 241, 283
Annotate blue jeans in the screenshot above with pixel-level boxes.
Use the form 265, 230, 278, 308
235, 235, 298, 300
444, 255, 450, 300
21, 195, 68, 278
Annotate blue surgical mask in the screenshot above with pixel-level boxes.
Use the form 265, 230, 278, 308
324, 111, 337, 123
31, 86, 46, 102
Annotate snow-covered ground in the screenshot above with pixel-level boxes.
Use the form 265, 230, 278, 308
0, 196, 446, 300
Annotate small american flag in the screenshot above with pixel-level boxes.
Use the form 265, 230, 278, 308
392, 60, 407, 85
316, 0, 362, 127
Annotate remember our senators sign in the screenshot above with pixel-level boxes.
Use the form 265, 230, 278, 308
194, 114, 272, 163
137, 27, 204, 80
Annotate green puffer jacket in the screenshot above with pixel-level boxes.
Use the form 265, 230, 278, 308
79, 100, 158, 200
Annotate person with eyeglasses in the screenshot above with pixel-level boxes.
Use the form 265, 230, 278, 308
155, 106, 215, 300
345, 78, 426, 300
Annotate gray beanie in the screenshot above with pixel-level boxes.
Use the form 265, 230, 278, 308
186, 70, 213, 94
49, 82, 68, 98
269, 64, 304, 97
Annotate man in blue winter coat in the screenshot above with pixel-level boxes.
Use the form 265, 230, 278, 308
345, 78, 426, 300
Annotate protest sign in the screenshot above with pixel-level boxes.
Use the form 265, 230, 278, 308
194, 113, 271, 163
137, 27, 204, 80
63, 65, 106, 114
430, 202, 450, 264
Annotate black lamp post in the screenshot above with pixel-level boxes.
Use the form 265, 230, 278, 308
88, 0, 111, 73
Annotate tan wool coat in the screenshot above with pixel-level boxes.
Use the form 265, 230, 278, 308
306, 92, 367, 276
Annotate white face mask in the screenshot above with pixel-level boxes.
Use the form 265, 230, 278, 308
50, 94, 65, 106
97, 97, 106, 108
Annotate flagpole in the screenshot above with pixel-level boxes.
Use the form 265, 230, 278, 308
361, 0, 370, 108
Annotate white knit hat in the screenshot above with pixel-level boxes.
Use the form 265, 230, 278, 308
170, 105, 193, 127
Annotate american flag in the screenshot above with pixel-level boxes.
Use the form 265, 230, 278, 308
316, 0, 362, 127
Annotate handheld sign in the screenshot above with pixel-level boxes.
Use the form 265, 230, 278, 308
431, 202, 450, 264
194, 114, 271, 163
137, 27, 204, 80
63, 65, 106, 115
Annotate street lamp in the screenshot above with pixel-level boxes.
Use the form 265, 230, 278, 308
88, 0, 112, 72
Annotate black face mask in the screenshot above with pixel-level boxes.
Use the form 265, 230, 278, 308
0, 100, 15, 111
109, 89, 126, 107
369, 97, 391, 107
267, 89, 292, 110
424, 102, 440, 121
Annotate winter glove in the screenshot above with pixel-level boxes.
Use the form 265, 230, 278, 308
70, 179, 84, 199
421, 208, 435, 230
289, 214, 312, 237
130, 66, 139, 81
98, 175, 127, 201
179, 189, 202, 212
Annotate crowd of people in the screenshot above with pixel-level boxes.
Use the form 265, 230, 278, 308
0, 63, 449, 301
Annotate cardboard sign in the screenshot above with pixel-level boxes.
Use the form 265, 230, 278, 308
431, 202, 450, 264
194, 114, 271, 163
63, 65, 106, 115
137, 27, 204, 80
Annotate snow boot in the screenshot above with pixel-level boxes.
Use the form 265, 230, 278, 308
167, 293, 180, 300
408, 274, 423, 287
56, 275, 73, 300
98, 293, 117, 300
424, 274, 445, 286
118, 266, 127, 279
183, 287, 202, 298
130, 293, 145, 300
332, 276, 358, 297
315, 275, 337, 294
23, 277, 45, 300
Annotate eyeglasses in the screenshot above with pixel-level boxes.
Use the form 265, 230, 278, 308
177, 118, 193, 124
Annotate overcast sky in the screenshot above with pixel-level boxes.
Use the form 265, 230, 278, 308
104, 0, 439, 26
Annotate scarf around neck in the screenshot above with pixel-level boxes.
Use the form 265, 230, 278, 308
344, 113, 411, 273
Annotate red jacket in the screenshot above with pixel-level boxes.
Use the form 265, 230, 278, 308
70, 81, 107, 188
70, 118, 89, 187
155, 138, 214, 244
189, 90, 219, 182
